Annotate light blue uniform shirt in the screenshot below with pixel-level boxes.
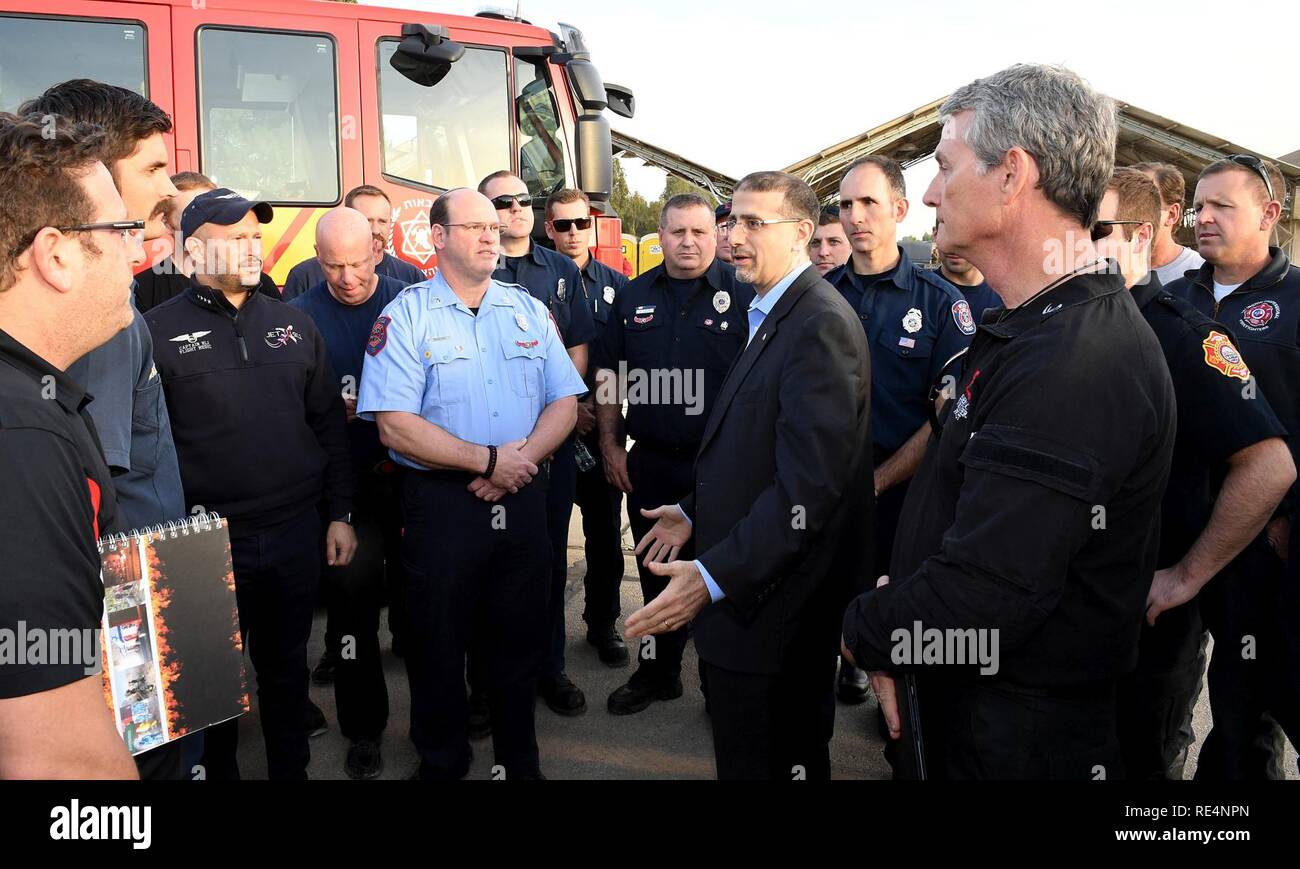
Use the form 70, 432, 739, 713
357, 271, 585, 469
690, 262, 807, 602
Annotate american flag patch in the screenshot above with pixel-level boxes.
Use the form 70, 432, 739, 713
898, 336, 916, 348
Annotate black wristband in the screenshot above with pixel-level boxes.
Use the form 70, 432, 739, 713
484, 445, 498, 479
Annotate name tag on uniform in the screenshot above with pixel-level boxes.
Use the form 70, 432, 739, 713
633, 305, 655, 325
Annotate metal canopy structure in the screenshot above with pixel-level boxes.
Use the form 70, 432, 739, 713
781, 97, 1300, 256
611, 128, 738, 203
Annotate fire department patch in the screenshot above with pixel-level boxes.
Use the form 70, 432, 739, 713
1202, 331, 1251, 381
952, 300, 976, 335
1240, 300, 1279, 332
367, 316, 391, 357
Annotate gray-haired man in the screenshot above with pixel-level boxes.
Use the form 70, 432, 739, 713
841, 64, 1178, 779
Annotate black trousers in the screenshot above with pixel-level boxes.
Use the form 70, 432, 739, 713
575, 431, 625, 632
542, 439, 578, 680
202, 507, 321, 780
703, 657, 836, 780
1116, 596, 1205, 780
1196, 536, 1300, 779
873, 444, 908, 580
402, 470, 550, 780
626, 442, 695, 685
912, 675, 1123, 780
324, 472, 402, 742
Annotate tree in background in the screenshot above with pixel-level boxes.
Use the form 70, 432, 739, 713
611, 159, 715, 238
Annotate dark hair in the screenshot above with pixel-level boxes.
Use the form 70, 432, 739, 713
658, 193, 713, 228
817, 205, 841, 227
1106, 168, 1162, 241
171, 171, 214, 192
477, 170, 519, 195
19, 79, 171, 179
1130, 161, 1184, 210
545, 188, 590, 219
842, 155, 906, 200
1199, 157, 1286, 207
345, 184, 390, 208
1, 112, 108, 291
734, 171, 820, 225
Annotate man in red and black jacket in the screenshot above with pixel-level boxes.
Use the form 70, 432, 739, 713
145, 188, 356, 780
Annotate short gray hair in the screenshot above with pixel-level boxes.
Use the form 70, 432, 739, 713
940, 64, 1116, 228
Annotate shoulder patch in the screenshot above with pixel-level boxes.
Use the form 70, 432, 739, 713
367, 316, 392, 357
952, 299, 977, 335
1202, 331, 1251, 382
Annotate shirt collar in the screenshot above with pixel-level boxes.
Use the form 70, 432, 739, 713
980, 266, 1123, 340
0, 326, 90, 414
749, 261, 807, 317
1129, 270, 1164, 311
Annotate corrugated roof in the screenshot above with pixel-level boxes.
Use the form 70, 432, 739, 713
782, 96, 1300, 209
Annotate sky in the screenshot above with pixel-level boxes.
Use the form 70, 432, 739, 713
368, 0, 1297, 238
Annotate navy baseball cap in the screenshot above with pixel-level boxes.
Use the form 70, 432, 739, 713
181, 187, 273, 238
715, 201, 732, 221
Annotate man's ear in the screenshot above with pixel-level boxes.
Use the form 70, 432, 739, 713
185, 235, 206, 270
1262, 200, 1282, 232
1166, 202, 1182, 228
894, 196, 910, 225
1135, 221, 1154, 256
1001, 147, 1036, 204
28, 228, 79, 294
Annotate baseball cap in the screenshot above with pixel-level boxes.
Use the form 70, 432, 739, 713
715, 201, 732, 222
181, 187, 274, 238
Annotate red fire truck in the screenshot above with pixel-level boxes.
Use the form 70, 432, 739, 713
0, 0, 634, 280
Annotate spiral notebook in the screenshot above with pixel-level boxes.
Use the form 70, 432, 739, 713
98, 513, 248, 755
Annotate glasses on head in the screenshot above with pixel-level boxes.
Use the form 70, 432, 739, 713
9, 219, 146, 258
490, 194, 533, 210
1228, 154, 1276, 203
549, 217, 592, 233
1090, 220, 1145, 241
442, 222, 504, 236
721, 216, 803, 234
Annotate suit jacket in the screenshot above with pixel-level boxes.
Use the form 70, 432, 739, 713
683, 264, 874, 675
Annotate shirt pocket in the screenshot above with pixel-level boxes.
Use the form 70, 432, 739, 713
502, 335, 547, 398
129, 376, 163, 474
623, 313, 664, 370
425, 341, 473, 405
877, 328, 936, 362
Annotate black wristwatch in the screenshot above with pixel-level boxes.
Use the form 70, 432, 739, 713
333, 513, 352, 525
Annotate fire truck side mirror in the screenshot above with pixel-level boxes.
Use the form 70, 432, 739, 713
392, 24, 466, 87
604, 84, 635, 119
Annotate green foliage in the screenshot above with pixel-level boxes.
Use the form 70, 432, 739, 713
610, 159, 716, 238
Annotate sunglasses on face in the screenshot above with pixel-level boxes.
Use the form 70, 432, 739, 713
1090, 220, 1145, 241
550, 217, 592, 233
491, 194, 533, 210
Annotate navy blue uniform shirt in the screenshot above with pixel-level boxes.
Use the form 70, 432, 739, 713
1168, 247, 1300, 515
826, 245, 974, 453
494, 243, 597, 349
290, 275, 407, 471
597, 258, 753, 449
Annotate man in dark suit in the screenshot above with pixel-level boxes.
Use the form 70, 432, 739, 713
626, 171, 873, 780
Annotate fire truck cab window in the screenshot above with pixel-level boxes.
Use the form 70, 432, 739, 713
378, 41, 509, 192
514, 59, 568, 198
198, 28, 340, 204
0, 16, 146, 112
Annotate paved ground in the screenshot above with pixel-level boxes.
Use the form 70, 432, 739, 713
233, 507, 1296, 780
